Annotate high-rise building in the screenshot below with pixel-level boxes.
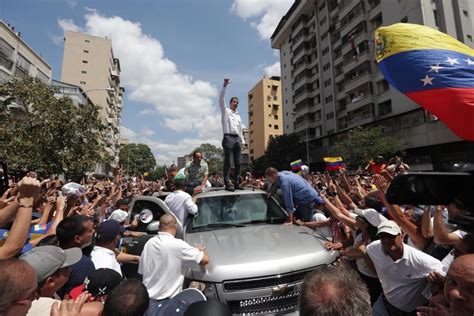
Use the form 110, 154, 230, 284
271, 0, 474, 170
0, 20, 52, 84
248, 76, 284, 161
61, 31, 124, 173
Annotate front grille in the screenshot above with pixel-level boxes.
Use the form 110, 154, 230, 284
228, 291, 299, 314
223, 269, 311, 292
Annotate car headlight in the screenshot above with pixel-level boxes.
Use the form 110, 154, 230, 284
188, 281, 218, 300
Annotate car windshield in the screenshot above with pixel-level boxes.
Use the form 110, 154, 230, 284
189, 193, 287, 231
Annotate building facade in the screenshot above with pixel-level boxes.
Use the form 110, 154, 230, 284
271, 0, 474, 169
248, 76, 284, 161
0, 21, 52, 84
61, 31, 124, 173
241, 128, 250, 171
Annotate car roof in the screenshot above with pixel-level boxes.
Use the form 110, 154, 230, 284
196, 187, 267, 198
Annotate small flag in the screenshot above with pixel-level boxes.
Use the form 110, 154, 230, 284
324, 157, 345, 171
375, 23, 474, 141
143, 172, 149, 177
290, 159, 303, 174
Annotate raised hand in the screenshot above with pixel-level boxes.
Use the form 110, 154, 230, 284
17, 176, 41, 200
223, 78, 230, 87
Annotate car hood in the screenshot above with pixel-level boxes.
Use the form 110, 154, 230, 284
185, 224, 338, 282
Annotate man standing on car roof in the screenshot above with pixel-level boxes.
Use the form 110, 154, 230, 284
219, 78, 246, 192
265, 167, 324, 223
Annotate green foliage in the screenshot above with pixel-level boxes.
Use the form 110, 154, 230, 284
191, 143, 224, 174
251, 134, 306, 176
147, 165, 167, 181
0, 77, 109, 174
119, 143, 156, 176
331, 126, 405, 169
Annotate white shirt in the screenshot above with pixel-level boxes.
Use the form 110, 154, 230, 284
138, 232, 204, 300
219, 86, 245, 144
354, 233, 377, 278
367, 240, 443, 312
165, 190, 198, 225
311, 212, 333, 241
91, 246, 122, 276
27, 297, 58, 316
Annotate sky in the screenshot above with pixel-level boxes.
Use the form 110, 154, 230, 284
0, 0, 293, 165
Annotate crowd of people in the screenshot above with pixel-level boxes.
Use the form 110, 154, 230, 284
0, 156, 471, 316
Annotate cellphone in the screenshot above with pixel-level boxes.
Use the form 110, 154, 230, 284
56, 191, 62, 197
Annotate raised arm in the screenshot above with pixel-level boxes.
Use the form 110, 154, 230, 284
219, 79, 229, 112
433, 206, 461, 245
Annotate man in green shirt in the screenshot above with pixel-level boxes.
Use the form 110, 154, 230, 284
185, 150, 209, 194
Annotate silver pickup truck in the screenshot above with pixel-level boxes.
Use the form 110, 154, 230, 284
122, 188, 338, 315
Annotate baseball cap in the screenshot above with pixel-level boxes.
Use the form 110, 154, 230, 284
354, 208, 387, 227
174, 172, 186, 181
377, 220, 402, 236
108, 209, 128, 223
96, 220, 125, 242
20, 246, 82, 283
69, 268, 122, 300
61, 182, 86, 198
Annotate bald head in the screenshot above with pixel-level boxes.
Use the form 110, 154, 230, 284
445, 254, 474, 315
265, 167, 279, 184
159, 214, 178, 234
0, 259, 37, 313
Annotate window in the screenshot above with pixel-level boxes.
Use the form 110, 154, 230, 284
84, 39, 90, 43
274, 125, 279, 129
323, 63, 330, 71
268, 104, 271, 107
325, 95, 333, 103
83, 50, 89, 53
467, 34, 473, 42
433, 9, 439, 27
81, 70, 87, 74
268, 124, 272, 127
326, 112, 334, 120
320, 16, 327, 26
273, 96, 278, 100
274, 115, 278, 119
318, 3, 326, 12
378, 100, 392, 116
324, 79, 332, 87
322, 47, 329, 55
463, 10, 469, 17
400, 17, 408, 23
80, 81, 86, 84
82, 60, 88, 64
321, 32, 328, 40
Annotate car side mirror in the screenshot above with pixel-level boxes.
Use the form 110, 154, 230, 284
147, 221, 160, 234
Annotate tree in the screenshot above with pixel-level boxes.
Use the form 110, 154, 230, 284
0, 77, 109, 175
190, 143, 224, 174
251, 134, 306, 176
146, 165, 167, 181
330, 126, 405, 169
119, 143, 156, 176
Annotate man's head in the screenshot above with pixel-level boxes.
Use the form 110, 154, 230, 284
376, 220, 404, 259
159, 214, 178, 236
168, 164, 178, 177
193, 150, 203, 165
264, 167, 279, 184
444, 254, 474, 315
229, 97, 239, 111
116, 199, 130, 211
0, 259, 38, 316
95, 220, 123, 249
20, 245, 82, 298
57, 215, 95, 249
453, 234, 474, 259
299, 265, 371, 316
103, 279, 149, 316
374, 156, 384, 164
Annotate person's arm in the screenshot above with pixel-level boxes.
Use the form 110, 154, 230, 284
219, 79, 228, 112
433, 207, 461, 245
0, 199, 19, 227
200, 164, 209, 188
280, 184, 295, 223
295, 219, 331, 228
0, 176, 40, 260
195, 245, 209, 265
185, 195, 198, 216
116, 252, 140, 263
421, 207, 434, 238
360, 244, 377, 275
335, 181, 357, 210
321, 195, 356, 229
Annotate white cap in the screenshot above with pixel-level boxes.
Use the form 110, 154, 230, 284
377, 220, 402, 236
354, 208, 387, 227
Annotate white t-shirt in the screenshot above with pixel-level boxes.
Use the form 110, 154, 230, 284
27, 297, 58, 316
354, 233, 377, 278
90, 246, 122, 276
138, 232, 204, 300
311, 212, 333, 240
367, 240, 443, 312
165, 190, 198, 225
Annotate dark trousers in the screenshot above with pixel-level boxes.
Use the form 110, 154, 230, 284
294, 202, 315, 222
222, 134, 241, 184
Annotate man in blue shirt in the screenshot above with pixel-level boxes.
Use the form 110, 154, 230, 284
265, 167, 323, 223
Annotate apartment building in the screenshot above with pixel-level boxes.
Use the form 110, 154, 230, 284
0, 20, 52, 84
248, 76, 284, 161
61, 31, 124, 173
271, 0, 474, 169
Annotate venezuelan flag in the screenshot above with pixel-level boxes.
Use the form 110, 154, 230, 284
375, 23, 474, 141
290, 159, 302, 174
324, 157, 345, 171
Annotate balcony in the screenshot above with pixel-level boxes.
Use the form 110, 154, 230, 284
0, 55, 13, 71
343, 51, 369, 73
293, 91, 311, 105
14, 66, 30, 80
345, 71, 371, 92
336, 88, 346, 100
347, 112, 374, 127
369, 1, 382, 20
376, 90, 391, 103
342, 33, 369, 56
339, 0, 360, 18
335, 71, 344, 83
341, 11, 366, 38
347, 95, 374, 112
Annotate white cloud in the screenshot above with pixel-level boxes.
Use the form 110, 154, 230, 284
231, 0, 293, 40
264, 61, 281, 77
59, 13, 223, 164
67, 0, 77, 8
